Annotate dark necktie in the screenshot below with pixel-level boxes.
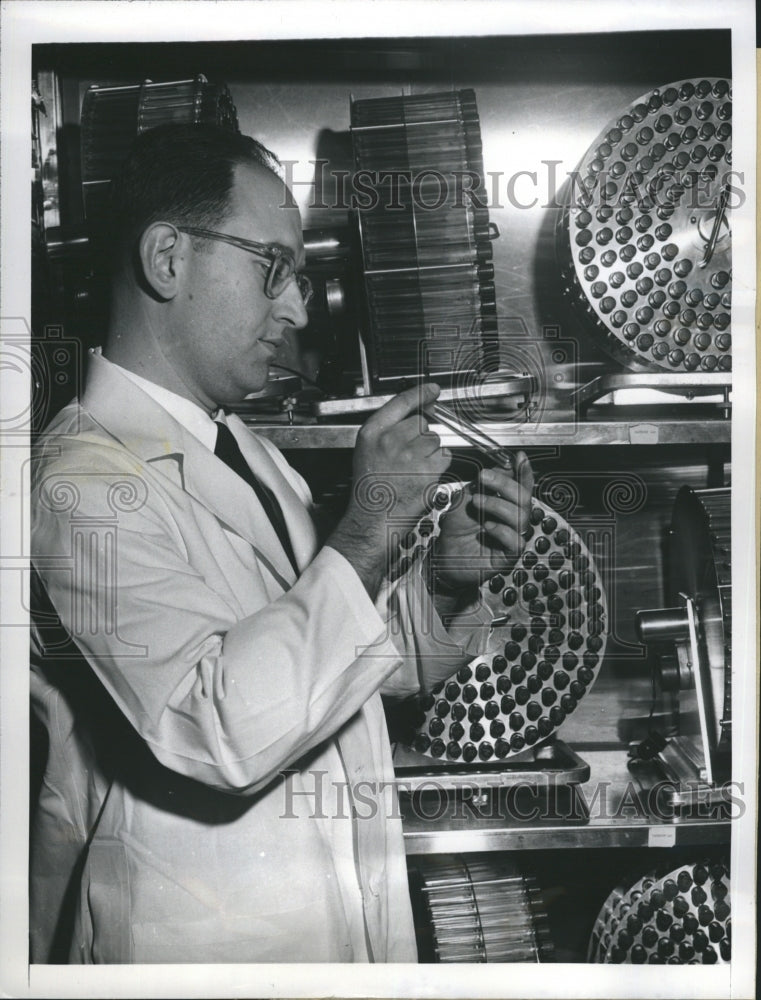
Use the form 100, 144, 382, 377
214, 421, 299, 574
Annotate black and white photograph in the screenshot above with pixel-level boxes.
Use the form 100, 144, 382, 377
0, 2, 757, 997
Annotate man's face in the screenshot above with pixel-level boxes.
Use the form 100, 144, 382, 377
171, 162, 308, 408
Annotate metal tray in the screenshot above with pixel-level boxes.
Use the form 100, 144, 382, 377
393, 737, 590, 792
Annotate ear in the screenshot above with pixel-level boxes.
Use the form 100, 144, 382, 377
137, 222, 184, 300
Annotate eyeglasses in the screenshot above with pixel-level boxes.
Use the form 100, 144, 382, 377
177, 225, 313, 305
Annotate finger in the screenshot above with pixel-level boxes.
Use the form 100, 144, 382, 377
515, 451, 534, 496
477, 468, 530, 508
364, 382, 441, 434
474, 493, 525, 530
515, 451, 534, 534
481, 520, 523, 557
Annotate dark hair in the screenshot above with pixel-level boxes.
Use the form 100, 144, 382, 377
106, 122, 281, 271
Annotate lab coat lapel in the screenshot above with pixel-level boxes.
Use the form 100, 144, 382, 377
81, 353, 298, 586
225, 412, 316, 573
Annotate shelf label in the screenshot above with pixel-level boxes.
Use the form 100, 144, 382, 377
648, 826, 676, 847
629, 423, 659, 444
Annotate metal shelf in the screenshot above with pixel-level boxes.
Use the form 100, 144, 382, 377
399, 749, 731, 855
245, 417, 730, 449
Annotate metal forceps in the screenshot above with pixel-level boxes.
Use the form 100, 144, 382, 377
425, 400, 515, 475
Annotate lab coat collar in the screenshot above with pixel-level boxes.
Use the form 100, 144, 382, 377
80, 351, 300, 587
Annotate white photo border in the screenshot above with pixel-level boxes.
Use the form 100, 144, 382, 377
1, 2, 756, 998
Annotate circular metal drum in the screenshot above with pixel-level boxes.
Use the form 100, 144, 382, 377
351, 89, 499, 389
403, 488, 607, 762
589, 860, 731, 964
558, 78, 732, 374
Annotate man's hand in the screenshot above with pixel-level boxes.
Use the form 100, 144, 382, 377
432, 451, 534, 593
326, 383, 451, 598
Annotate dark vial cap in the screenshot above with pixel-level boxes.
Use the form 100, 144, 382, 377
663, 879, 679, 901
630, 944, 647, 964
677, 870, 693, 892
534, 536, 551, 555
691, 885, 707, 906
496, 676, 512, 697
711, 880, 728, 901
456, 664, 472, 684
713, 900, 730, 922
504, 641, 522, 660
462, 742, 478, 762
568, 610, 585, 631
500, 694, 516, 715
515, 686, 530, 706
642, 926, 658, 948
548, 706, 566, 726
475, 662, 491, 683
526, 701, 542, 721
537, 716, 554, 738
670, 921, 687, 941
468, 703, 484, 723
521, 651, 537, 671
708, 922, 724, 944
693, 930, 708, 953
509, 712, 525, 731
449, 721, 465, 742
429, 717, 445, 737
538, 661, 554, 681
446, 740, 462, 760
413, 733, 431, 753
528, 634, 545, 655
564, 650, 581, 669
430, 738, 446, 757
655, 910, 673, 932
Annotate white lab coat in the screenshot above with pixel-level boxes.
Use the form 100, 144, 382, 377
30, 352, 489, 963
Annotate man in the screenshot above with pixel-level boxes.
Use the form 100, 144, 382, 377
30, 123, 533, 963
